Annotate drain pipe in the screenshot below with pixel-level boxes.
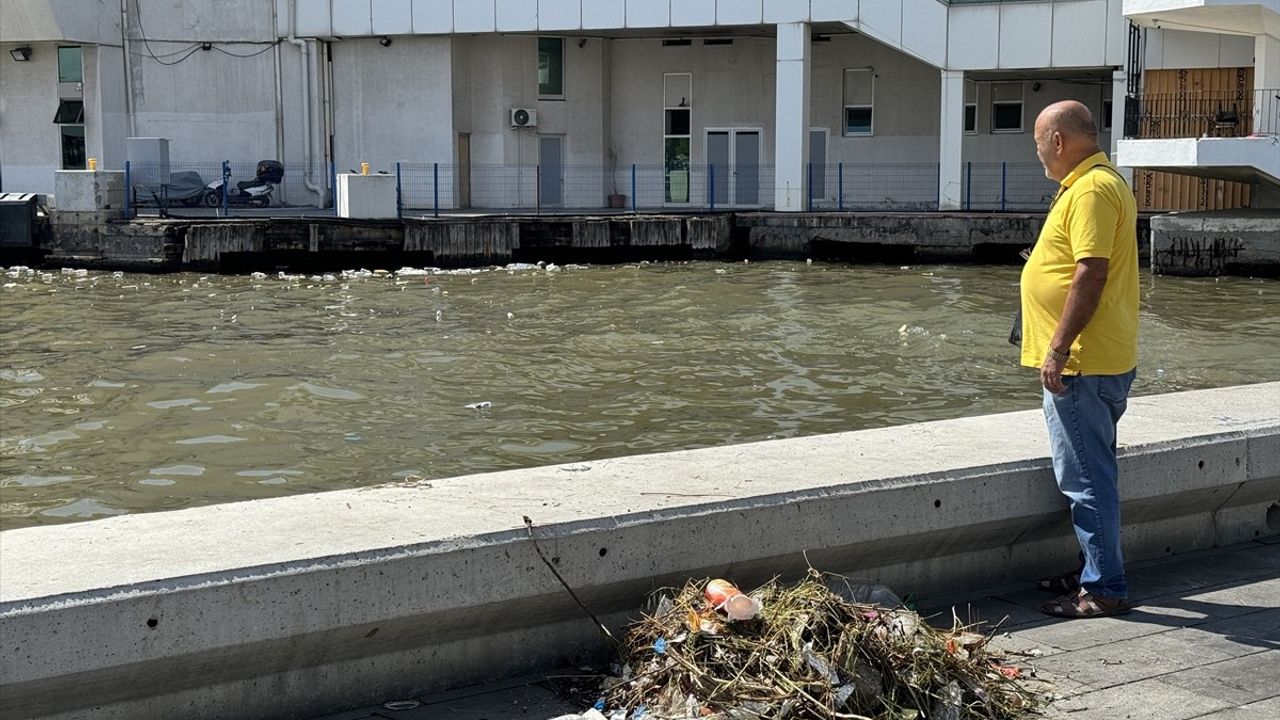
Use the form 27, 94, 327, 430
120, 0, 136, 137
271, 0, 285, 166
288, 0, 324, 207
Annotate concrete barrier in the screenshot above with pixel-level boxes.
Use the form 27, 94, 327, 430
1150, 210, 1280, 277
2, 383, 1277, 720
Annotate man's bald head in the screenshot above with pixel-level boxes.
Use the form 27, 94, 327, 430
1038, 100, 1098, 141
1034, 100, 1103, 181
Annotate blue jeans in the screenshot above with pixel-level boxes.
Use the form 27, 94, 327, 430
1042, 369, 1136, 598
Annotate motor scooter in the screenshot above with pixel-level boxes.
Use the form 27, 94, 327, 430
203, 160, 284, 208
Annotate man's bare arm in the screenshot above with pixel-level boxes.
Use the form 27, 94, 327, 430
1040, 257, 1109, 393
1052, 257, 1109, 354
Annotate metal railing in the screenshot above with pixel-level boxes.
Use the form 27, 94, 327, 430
118, 159, 1073, 218
1124, 88, 1280, 139
961, 162, 1059, 212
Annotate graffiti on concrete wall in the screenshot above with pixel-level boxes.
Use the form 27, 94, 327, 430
1155, 235, 1244, 275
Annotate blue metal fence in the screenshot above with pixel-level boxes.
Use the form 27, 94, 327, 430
960, 162, 1059, 212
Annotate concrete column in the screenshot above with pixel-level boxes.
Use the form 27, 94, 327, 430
1255, 34, 1280, 135
938, 70, 965, 211
774, 22, 810, 212
1110, 70, 1133, 184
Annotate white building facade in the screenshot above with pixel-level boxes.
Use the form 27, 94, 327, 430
1, 0, 1276, 210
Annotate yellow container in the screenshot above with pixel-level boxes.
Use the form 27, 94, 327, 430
87, 157, 98, 171
360, 162, 370, 176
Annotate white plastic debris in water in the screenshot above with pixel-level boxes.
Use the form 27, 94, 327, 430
546, 263, 561, 272
435, 310, 443, 322
464, 401, 492, 410
249, 272, 267, 280
507, 312, 515, 320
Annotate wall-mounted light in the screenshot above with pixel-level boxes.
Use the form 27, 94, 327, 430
1031, 81, 1042, 92
378, 36, 392, 47
9, 46, 32, 62
577, 38, 587, 49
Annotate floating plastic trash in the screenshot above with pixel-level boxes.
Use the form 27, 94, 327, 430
464, 401, 492, 410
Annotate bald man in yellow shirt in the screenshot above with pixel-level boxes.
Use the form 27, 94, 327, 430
1022, 100, 1139, 619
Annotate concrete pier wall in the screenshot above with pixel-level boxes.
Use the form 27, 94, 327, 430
2, 383, 1277, 720
32, 212, 1038, 271
738, 212, 1047, 261
1150, 210, 1280, 277
31, 211, 1182, 272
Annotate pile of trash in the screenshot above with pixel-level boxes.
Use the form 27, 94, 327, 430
581, 572, 1040, 720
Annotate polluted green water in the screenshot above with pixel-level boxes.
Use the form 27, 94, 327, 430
2, 262, 1278, 530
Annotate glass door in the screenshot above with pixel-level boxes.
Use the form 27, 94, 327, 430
705, 129, 761, 208
733, 131, 760, 207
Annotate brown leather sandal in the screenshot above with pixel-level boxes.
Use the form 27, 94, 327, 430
1037, 569, 1081, 593
1041, 589, 1132, 618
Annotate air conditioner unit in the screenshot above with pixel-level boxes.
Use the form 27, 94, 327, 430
510, 108, 537, 128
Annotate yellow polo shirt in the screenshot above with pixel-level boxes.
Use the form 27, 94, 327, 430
1020, 152, 1139, 375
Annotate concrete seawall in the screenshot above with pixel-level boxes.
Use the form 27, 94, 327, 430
1150, 210, 1280, 277
29, 212, 1157, 272
2, 383, 1278, 719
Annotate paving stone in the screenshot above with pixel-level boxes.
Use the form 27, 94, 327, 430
1155, 650, 1280, 707
983, 629, 1065, 661
1192, 694, 1280, 719
1178, 608, 1280, 655
1122, 544, 1280, 602
1043, 676, 1233, 720
1032, 627, 1241, 688
1184, 577, 1280, 610
992, 607, 1176, 652
927, 596, 1051, 635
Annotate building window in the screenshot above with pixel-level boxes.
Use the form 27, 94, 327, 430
964, 80, 977, 134
663, 73, 692, 203
61, 125, 86, 170
842, 69, 874, 136
1102, 99, 1113, 131
538, 37, 564, 98
54, 100, 84, 124
57, 46, 83, 84
991, 83, 1023, 133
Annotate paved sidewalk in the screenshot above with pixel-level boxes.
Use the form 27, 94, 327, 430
314, 538, 1280, 720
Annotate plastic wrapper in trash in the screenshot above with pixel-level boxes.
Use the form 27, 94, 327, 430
829, 579, 903, 608
930, 681, 964, 720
